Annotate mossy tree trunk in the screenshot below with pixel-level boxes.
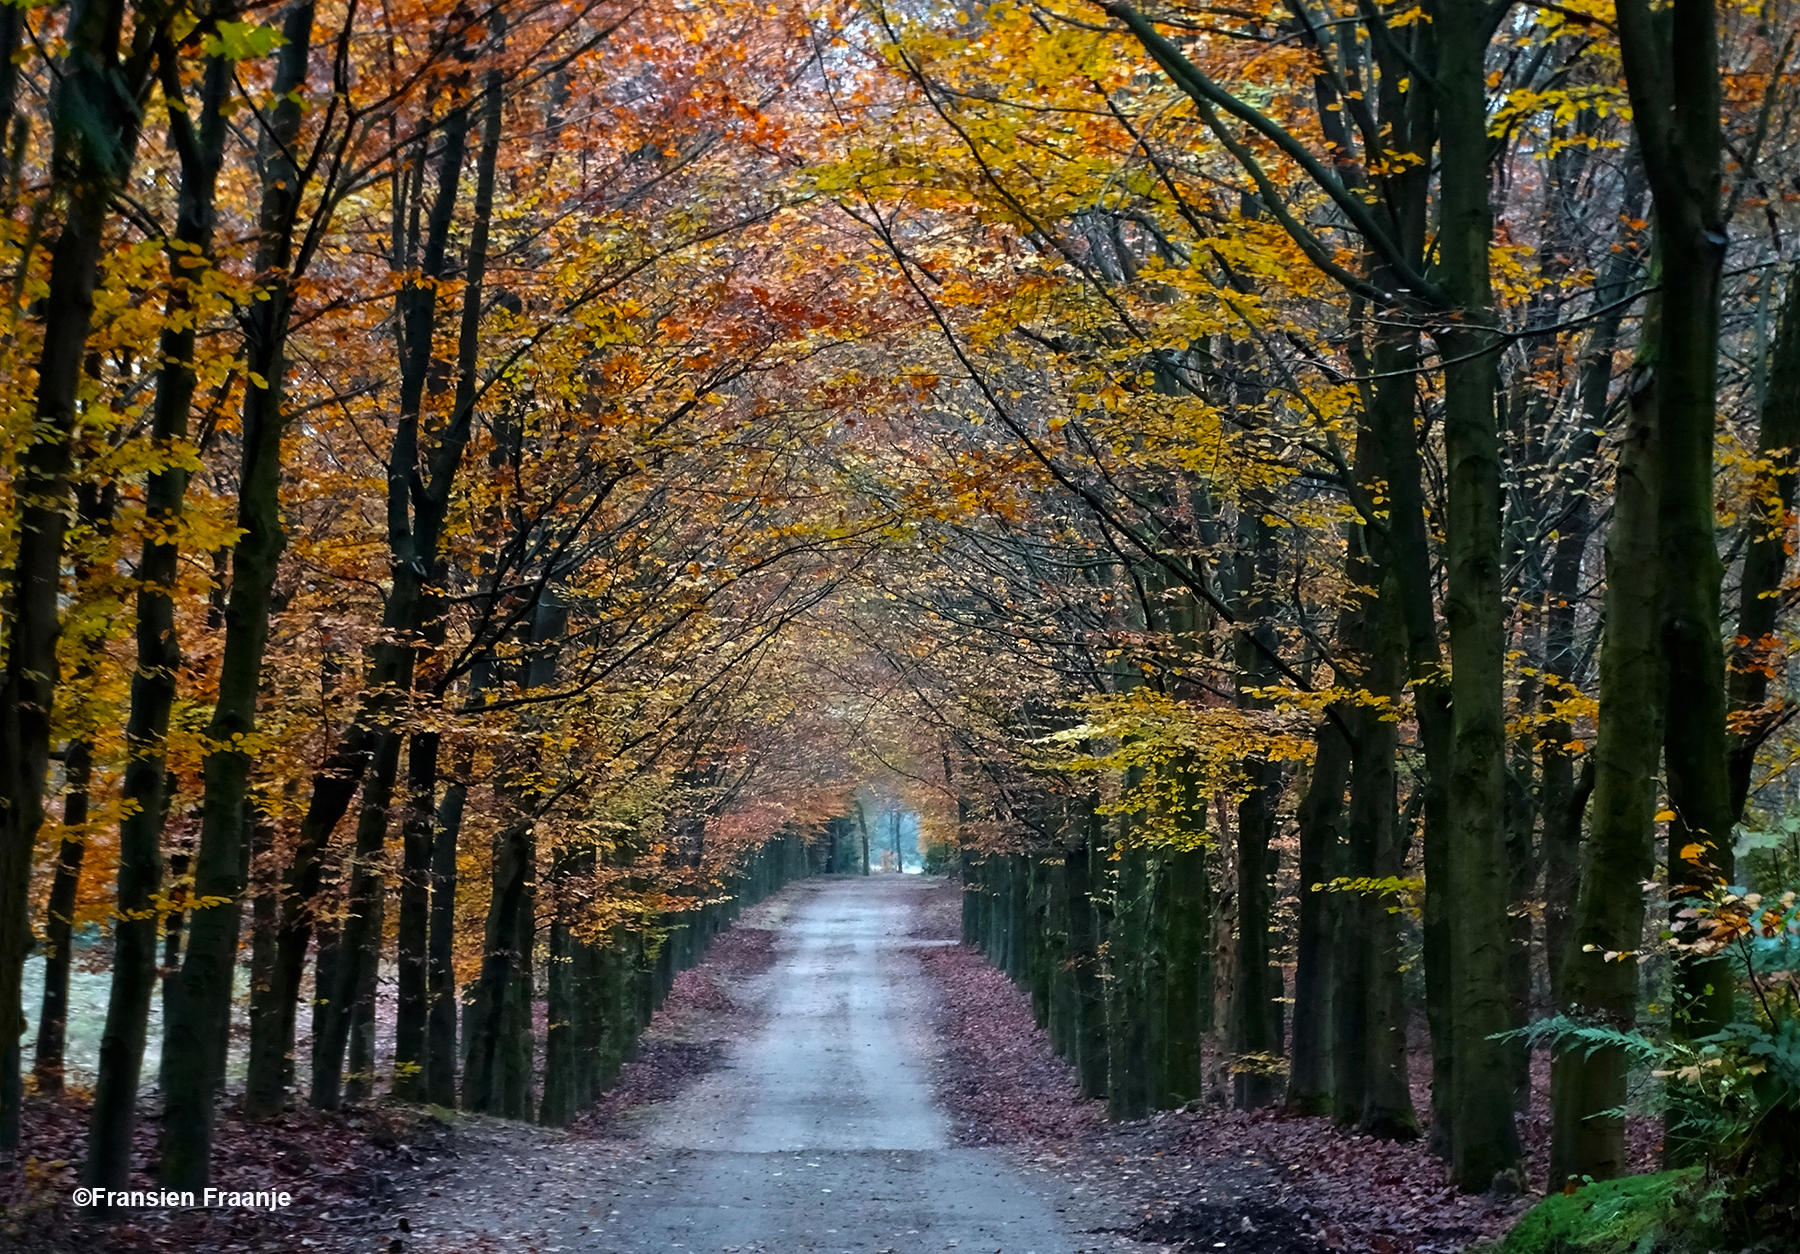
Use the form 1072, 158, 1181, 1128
1551, 297, 1665, 1188
1434, 0, 1523, 1189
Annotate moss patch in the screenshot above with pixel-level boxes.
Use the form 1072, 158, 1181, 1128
1497, 1171, 1704, 1254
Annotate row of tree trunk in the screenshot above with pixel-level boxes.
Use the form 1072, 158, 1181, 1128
961, 785, 1418, 1133
529, 831, 817, 1126
964, 828, 1212, 1120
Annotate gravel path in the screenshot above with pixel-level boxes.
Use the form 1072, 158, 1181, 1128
404, 877, 1117, 1254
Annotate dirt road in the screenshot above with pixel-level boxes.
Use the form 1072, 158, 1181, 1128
406, 877, 1093, 1253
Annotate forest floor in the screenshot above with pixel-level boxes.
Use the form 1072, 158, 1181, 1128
906, 877, 1650, 1254
2, 875, 1612, 1254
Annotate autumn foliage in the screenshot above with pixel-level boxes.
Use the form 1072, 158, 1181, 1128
0, 0, 1798, 1239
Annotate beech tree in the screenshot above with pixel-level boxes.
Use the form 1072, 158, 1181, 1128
0, 0, 1795, 1220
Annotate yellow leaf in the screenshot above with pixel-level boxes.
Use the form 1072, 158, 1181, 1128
1655, 809, 1675, 821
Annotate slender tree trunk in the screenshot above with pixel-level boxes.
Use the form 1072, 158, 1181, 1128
1361, 314, 1455, 1155
158, 1, 314, 1191
1228, 499, 1284, 1110
1066, 810, 1108, 1099
245, 806, 281, 1099
1230, 754, 1281, 1109
312, 734, 400, 1109
157, 849, 191, 1097
84, 30, 230, 1183
1161, 843, 1209, 1107
1728, 261, 1800, 818
1332, 750, 1372, 1125
31, 475, 116, 1098
394, 727, 437, 1102
1550, 307, 1665, 1187
426, 747, 471, 1107
1106, 842, 1151, 1119
463, 818, 537, 1115
1359, 572, 1418, 1139
539, 845, 595, 1126
540, 914, 577, 1125
1504, 702, 1537, 1110
343, 860, 383, 1107
1540, 162, 1645, 1001
1288, 713, 1351, 1115
1290, 487, 1375, 1117
1611, 0, 1730, 1165
34, 740, 92, 1097
1045, 835, 1075, 1061
0, 0, 157, 1154
312, 93, 471, 1109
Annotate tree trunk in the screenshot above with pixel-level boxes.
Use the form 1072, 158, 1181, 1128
540, 915, 577, 1126
462, 818, 536, 1115
1066, 811, 1109, 1099
1360, 309, 1454, 1155
245, 806, 282, 1099
1230, 754, 1282, 1110
0, 0, 156, 1155
426, 748, 471, 1107
158, 0, 315, 1191
1540, 162, 1645, 1001
1611, 0, 1730, 1163
312, 733, 400, 1109
157, 849, 192, 1098
538, 845, 595, 1126
1550, 306, 1665, 1187
1161, 844, 1209, 1108
84, 27, 230, 1182
1288, 714, 1351, 1115
311, 87, 473, 1110
1359, 572, 1418, 1139
1228, 498, 1284, 1110
1434, 0, 1522, 1189
32, 475, 116, 1100
393, 727, 437, 1102
1728, 261, 1800, 818
1106, 842, 1152, 1119
34, 740, 92, 1097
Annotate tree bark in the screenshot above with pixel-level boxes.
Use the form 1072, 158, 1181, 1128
1728, 261, 1800, 818
1288, 713, 1351, 1115
34, 739, 92, 1097
1358, 571, 1418, 1139
1160, 844, 1209, 1108
462, 818, 537, 1116
311, 733, 399, 1109
82, 31, 230, 1184
1550, 306, 1665, 1187
0, 0, 158, 1155
426, 743, 472, 1107
1611, 0, 1730, 1165
393, 726, 438, 1102
1432, 0, 1522, 1189
1106, 842, 1152, 1119
311, 91, 472, 1109
1066, 808, 1109, 1099
158, 0, 314, 1190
